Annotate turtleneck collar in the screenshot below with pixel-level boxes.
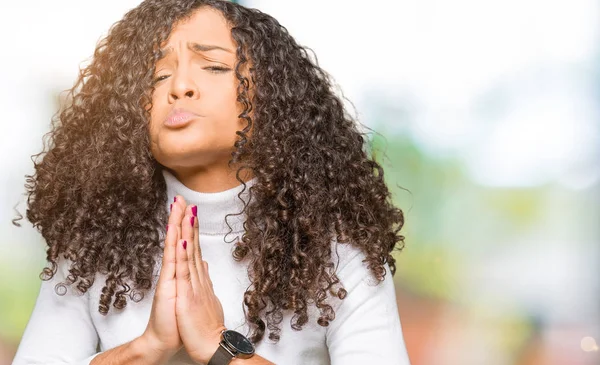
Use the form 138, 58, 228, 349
162, 169, 256, 236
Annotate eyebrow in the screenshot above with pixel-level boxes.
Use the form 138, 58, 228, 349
158, 42, 234, 59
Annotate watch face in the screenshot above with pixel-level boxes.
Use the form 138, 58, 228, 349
223, 330, 255, 355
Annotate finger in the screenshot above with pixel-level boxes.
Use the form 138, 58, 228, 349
192, 215, 212, 292
181, 207, 201, 292
202, 259, 214, 292
170, 195, 187, 242
176, 238, 193, 300
193, 211, 203, 273
194, 206, 202, 263
159, 222, 177, 281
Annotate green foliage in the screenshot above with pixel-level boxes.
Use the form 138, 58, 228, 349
0, 258, 42, 342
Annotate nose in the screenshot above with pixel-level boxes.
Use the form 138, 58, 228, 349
168, 67, 199, 102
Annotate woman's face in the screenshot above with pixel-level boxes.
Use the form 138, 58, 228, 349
148, 7, 245, 175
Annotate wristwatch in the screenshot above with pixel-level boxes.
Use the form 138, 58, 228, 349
207, 329, 255, 365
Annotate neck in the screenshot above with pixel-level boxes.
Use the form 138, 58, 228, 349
162, 169, 257, 235
164, 165, 254, 193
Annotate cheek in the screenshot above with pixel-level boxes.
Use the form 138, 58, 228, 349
213, 83, 242, 126
148, 109, 159, 139
149, 90, 167, 130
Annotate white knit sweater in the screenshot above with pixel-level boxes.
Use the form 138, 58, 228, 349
12, 169, 411, 365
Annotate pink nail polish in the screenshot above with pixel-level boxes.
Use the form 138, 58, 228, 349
166, 225, 169, 232
192, 205, 197, 217
174, 196, 177, 202
190, 216, 195, 226
170, 203, 173, 212
183, 240, 187, 250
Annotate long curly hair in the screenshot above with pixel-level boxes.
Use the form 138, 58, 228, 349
14, 0, 405, 344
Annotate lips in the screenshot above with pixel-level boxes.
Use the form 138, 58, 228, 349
164, 108, 201, 128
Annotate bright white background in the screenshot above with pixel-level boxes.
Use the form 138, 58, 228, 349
1, 1, 598, 364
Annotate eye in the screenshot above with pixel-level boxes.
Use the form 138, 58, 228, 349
153, 75, 170, 83
204, 66, 231, 74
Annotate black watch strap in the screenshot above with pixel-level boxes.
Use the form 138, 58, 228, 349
207, 344, 235, 365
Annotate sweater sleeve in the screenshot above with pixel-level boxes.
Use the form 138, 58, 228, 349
11, 258, 102, 365
325, 244, 411, 364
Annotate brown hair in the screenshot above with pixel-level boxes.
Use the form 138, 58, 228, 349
14, 0, 405, 344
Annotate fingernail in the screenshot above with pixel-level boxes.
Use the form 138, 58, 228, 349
183, 240, 187, 250
192, 205, 197, 217
170, 203, 173, 212
190, 216, 195, 226
166, 225, 169, 232
174, 196, 177, 202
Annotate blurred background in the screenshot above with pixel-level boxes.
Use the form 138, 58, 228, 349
1, 0, 598, 364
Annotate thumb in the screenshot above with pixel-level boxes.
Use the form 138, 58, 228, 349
158, 225, 177, 285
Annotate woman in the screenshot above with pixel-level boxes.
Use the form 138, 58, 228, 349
12, 0, 410, 364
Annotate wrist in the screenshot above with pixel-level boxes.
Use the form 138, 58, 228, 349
203, 328, 256, 365
194, 326, 227, 364
134, 335, 176, 365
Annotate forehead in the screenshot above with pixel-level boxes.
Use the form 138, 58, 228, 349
164, 7, 235, 49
